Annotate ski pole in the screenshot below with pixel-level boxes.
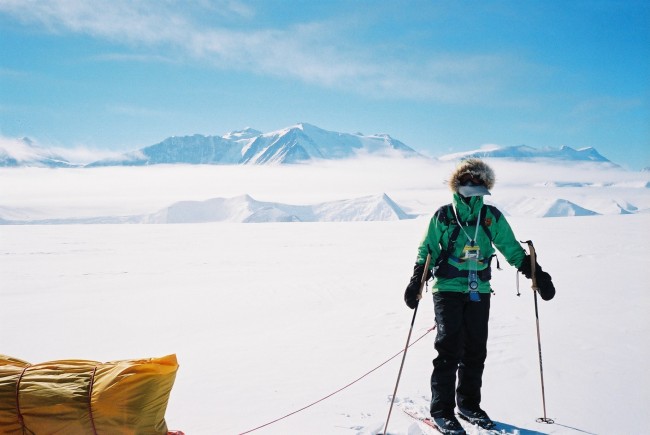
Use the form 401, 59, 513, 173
383, 253, 431, 435
524, 241, 554, 424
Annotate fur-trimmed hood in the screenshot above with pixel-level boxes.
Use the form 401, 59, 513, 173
448, 158, 496, 193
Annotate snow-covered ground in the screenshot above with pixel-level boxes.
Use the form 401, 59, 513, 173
1, 158, 649, 434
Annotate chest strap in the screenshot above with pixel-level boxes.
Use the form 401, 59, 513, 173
433, 204, 497, 280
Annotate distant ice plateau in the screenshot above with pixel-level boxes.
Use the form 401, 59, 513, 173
1, 192, 646, 225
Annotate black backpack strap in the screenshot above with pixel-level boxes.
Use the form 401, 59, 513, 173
446, 216, 462, 259
480, 205, 503, 273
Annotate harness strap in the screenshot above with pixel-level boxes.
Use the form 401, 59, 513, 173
434, 203, 497, 280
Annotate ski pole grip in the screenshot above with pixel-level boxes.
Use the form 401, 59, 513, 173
526, 241, 539, 292
417, 253, 432, 300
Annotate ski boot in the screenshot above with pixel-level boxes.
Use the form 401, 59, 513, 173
431, 415, 467, 435
457, 407, 495, 430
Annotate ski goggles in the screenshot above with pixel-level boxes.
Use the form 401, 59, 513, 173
459, 173, 485, 186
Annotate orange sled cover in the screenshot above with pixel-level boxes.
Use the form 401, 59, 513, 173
0, 354, 179, 435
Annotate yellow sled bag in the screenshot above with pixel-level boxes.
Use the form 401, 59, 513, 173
0, 354, 178, 435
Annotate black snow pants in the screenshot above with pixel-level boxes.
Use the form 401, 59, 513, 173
430, 291, 490, 418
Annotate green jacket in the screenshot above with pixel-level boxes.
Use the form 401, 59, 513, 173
417, 194, 526, 293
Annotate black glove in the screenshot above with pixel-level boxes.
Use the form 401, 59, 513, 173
536, 270, 555, 301
518, 254, 555, 301
404, 263, 431, 309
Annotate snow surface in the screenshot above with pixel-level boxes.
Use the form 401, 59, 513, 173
1, 157, 649, 434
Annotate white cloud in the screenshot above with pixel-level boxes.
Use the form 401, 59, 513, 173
0, 0, 530, 103
50, 145, 132, 165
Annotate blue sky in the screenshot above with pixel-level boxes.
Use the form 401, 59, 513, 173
1, 0, 649, 168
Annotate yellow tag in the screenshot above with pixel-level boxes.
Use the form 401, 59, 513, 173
463, 244, 480, 258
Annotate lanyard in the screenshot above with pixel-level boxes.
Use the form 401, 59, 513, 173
452, 205, 481, 246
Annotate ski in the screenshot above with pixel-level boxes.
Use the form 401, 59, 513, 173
401, 407, 447, 434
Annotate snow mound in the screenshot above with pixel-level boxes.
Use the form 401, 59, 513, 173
543, 199, 599, 217
579, 198, 638, 215
147, 195, 260, 223
507, 197, 599, 218
147, 193, 412, 223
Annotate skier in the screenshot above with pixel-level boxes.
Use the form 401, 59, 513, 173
404, 158, 555, 435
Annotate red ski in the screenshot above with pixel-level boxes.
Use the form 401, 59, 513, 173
402, 407, 449, 434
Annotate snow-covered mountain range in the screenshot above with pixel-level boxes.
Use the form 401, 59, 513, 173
86, 123, 419, 166
0, 123, 622, 167
438, 144, 614, 165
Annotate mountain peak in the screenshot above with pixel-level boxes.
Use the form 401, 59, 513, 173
283, 122, 326, 135
223, 128, 262, 140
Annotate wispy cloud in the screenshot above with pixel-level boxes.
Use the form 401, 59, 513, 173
0, 0, 532, 103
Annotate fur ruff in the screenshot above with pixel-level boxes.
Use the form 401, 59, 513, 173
448, 158, 496, 193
